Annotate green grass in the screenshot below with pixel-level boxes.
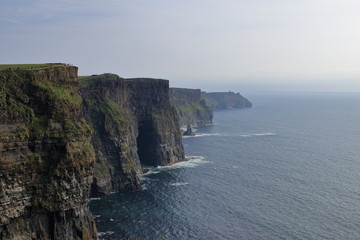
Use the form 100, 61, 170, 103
79, 74, 121, 87
28, 114, 48, 137
0, 63, 66, 71
175, 101, 212, 118
78, 76, 91, 80
101, 97, 128, 125
78, 75, 101, 87
34, 80, 83, 109
93, 157, 114, 178
177, 102, 204, 113
202, 97, 217, 106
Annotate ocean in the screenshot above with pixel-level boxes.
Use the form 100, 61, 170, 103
90, 92, 360, 240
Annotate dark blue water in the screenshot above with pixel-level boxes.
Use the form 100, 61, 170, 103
90, 92, 360, 240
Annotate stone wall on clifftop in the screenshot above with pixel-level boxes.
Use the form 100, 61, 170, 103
0, 66, 97, 240
169, 88, 213, 127
81, 75, 185, 196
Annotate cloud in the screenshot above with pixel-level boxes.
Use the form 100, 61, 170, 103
0, 18, 21, 24
1, 0, 360, 91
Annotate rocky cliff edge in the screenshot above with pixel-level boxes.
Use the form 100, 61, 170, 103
169, 88, 213, 127
80, 75, 185, 196
0, 65, 97, 239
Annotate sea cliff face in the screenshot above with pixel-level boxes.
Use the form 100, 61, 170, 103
0, 66, 97, 239
169, 88, 213, 127
81, 75, 185, 196
201, 91, 252, 110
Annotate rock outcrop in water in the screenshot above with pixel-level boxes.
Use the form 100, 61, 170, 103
169, 88, 213, 127
0, 63, 252, 239
201, 91, 252, 110
0, 65, 97, 239
81, 75, 185, 196
183, 124, 195, 136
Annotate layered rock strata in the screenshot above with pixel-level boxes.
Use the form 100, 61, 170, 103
0, 66, 97, 239
169, 88, 213, 127
80, 75, 185, 196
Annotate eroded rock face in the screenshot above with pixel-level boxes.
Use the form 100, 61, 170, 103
126, 79, 184, 166
0, 66, 97, 240
169, 88, 213, 127
81, 75, 185, 196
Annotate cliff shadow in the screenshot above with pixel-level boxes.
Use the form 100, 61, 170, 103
136, 120, 159, 167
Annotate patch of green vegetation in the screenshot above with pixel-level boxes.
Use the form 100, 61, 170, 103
79, 75, 100, 87
201, 97, 217, 106
26, 152, 43, 165
201, 92, 251, 110
4, 97, 34, 121
175, 101, 212, 121
103, 98, 127, 122
0, 124, 29, 141
28, 114, 48, 137
34, 80, 82, 109
176, 102, 203, 115
0, 71, 35, 122
88, 97, 129, 130
176, 105, 191, 114
79, 73, 122, 87
119, 144, 138, 173
64, 120, 93, 137
93, 157, 114, 178
78, 76, 91, 80
44, 120, 93, 139
0, 63, 65, 71
65, 140, 95, 168
1, 67, 83, 126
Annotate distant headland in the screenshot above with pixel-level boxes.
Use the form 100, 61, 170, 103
0, 63, 252, 239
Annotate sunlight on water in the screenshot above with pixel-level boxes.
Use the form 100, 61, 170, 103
90, 92, 360, 240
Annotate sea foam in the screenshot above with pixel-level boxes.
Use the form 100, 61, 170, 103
168, 182, 189, 186
158, 156, 209, 170
141, 156, 209, 177
183, 133, 220, 138
89, 197, 101, 201
183, 132, 276, 138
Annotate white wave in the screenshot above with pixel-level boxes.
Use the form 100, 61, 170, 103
89, 197, 101, 201
183, 133, 220, 139
168, 182, 189, 186
140, 156, 208, 177
158, 156, 209, 169
252, 133, 276, 136
240, 132, 276, 137
140, 183, 148, 190
98, 231, 115, 237
141, 167, 160, 177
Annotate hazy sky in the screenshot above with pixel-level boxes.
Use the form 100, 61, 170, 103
1, 0, 360, 92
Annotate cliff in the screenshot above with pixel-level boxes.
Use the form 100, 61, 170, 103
201, 91, 252, 110
0, 65, 97, 239
169, 88, 213, 127
81, 75, 185, 196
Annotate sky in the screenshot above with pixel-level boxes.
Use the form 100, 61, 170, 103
1, 0, 360, 92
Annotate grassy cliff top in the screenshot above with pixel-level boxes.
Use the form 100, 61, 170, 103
0, 63, 68, 71
79, 74, 123, 87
